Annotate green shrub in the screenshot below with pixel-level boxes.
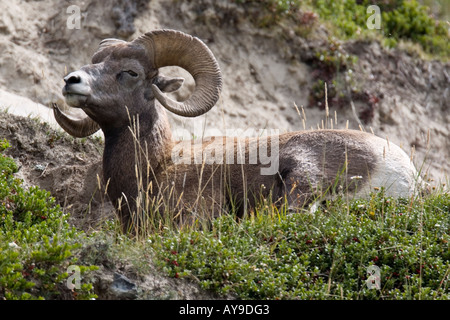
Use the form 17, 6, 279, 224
230, 0, 448, 59
313, 0, 368, 37
311, 0, 449, 59
148, 190, 449, 299
381, 0, 449, 57
0, 139, 98, 300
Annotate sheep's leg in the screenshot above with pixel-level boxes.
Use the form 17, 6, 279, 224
282, 176, 318, 212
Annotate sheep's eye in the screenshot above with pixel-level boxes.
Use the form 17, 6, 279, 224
125, 70, 138, 77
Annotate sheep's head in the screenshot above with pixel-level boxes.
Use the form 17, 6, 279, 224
54, 29, 222, 137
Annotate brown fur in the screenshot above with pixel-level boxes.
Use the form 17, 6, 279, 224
115, 128, 379, 229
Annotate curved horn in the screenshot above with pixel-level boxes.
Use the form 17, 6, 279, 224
133, 29, 222, 117
92, 38, 128, 63
53, 103, 100, 138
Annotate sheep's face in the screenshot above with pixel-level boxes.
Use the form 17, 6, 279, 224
57, 30, 222, 138
62, 43, 183, 129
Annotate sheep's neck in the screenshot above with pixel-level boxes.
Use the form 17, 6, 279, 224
102, 112, 174, 203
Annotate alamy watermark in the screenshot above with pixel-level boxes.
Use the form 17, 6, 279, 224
66, 5, 87, 30
66, 265, 81, 290
171, 125, 279, 176
65, 4, 381, 31
366, 5, 381, 30
366, 265, 381, 289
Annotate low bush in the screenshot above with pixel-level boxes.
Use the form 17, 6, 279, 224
311, 0, 449, 59
0, 139, 97, 300
148, 189, 449, 299
232, 0, 449, 60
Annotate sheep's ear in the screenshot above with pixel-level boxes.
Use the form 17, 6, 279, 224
155, 75, 184, 93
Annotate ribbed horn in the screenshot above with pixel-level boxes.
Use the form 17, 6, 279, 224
53, 103, 100, 138
92, 38, 128, 63
133, 29, 222, 117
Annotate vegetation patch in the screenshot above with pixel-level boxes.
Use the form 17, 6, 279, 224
232, 0, 449, 60
0, 139, 97, 300
316, 0, 449, 59
148, 190, 449, 300
305, 37, 359, 110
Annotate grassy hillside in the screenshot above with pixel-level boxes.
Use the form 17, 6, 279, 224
1, 138, 448, 299
148, 191, 449, 299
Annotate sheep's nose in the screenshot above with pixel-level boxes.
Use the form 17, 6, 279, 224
64, 73, 81, 84
62, 71, 91, 97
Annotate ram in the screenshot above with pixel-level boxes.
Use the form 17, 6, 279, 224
54, 29, 424, 231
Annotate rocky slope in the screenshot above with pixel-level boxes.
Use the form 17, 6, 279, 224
1, 0, 448, 183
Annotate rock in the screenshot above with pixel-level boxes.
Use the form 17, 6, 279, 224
110, 273, 138, 299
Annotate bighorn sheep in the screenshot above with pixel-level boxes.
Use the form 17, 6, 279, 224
54, 29, 423, 231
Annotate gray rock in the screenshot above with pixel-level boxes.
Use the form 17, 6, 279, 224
110, 272, 138, 299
